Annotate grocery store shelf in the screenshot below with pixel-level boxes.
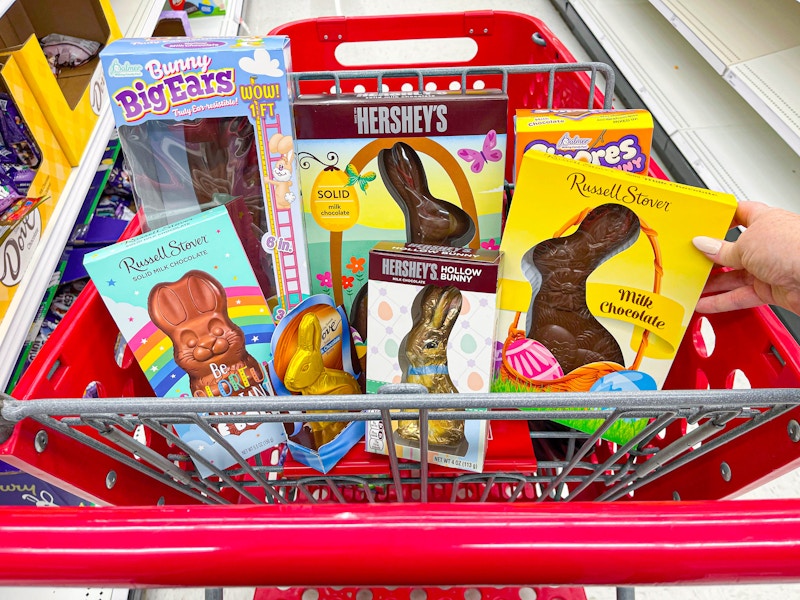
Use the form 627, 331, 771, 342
110, 0, 165, 38
560, 0, 800, 208
648, 0, 800, 157
0, 108, 116, 391
648, 0, 800, 73
0, 0, 160, 391
0, 0, 240, 391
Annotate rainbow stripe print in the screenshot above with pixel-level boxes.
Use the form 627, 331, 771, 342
130, 285, 276, 397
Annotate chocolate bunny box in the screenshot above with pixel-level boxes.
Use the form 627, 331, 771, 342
292, 90, 508, 347
100, 36, 310, 322
267, 294, 365, 473
83, 204, 287, 478
364, 242, 502, 472
496, 151, 737, 444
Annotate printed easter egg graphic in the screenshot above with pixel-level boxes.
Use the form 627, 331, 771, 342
590, 370, 658, 393
460, 333, 478, 354
309, 166, 360, 232
377, 300, 394, 321
504, 337, 564, 381
467, 371, 485, 391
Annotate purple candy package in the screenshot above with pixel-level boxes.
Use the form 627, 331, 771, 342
0, 169, 23, 213
0, 93, 41, 169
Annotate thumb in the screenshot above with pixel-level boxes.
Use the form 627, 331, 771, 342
692, 236, 744, 270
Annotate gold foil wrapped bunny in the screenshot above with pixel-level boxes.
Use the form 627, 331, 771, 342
396, 285, 465, 447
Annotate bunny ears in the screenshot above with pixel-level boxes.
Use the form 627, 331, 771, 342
269, 132, 294, 163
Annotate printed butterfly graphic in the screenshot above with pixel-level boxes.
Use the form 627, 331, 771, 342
457, 129, 503, 173
345, 163, 377, 193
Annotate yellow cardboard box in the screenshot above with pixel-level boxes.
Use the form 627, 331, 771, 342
514, 108, 654, 181
495, 151, 736, 443
0, 0, 122, 166
0, 51, 71, 317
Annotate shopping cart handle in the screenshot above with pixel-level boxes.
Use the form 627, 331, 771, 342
1, 499, 799, 588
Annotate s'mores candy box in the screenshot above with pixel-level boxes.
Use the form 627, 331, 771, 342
514, 108, 653, 180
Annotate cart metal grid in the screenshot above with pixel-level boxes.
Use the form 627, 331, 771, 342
2, 387, 799, 508
2, 387, 800, 592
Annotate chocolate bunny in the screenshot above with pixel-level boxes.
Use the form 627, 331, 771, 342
283, 312, 361, 449
284, 312, 361, 396
148, 270, 265, 397
379, 142, 475, 247
522, 202, 641, 374
397, 284, 465, 447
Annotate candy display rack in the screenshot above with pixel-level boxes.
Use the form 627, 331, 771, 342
0, 0, 243, 392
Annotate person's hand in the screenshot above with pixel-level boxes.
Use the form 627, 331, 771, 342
692, 201, 800, 314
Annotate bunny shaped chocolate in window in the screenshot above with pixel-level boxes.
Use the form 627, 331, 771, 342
148, 270, 265, 397
396, 284, 465, 447
283, 312, 361, 449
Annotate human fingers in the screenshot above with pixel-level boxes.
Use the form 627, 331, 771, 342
700, 269, 753, 295
695, 284, 765, 314
733, 200, 772, 229
692, 237, 744, 270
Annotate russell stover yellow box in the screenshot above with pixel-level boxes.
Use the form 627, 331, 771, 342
496, 151, 736, 444
514, 109, 653, 180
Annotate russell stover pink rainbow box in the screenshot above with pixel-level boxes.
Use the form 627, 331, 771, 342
100, 36, 310, 321
83, 204, 286, 478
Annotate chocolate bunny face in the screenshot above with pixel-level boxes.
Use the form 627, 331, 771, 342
284, 312, 361, 396
148, 270, 261, 393
284, 312, 325, 392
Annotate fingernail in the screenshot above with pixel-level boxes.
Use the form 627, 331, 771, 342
693, 236, 722, 255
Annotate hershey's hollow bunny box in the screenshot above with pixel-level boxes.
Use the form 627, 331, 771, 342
364, 242, 501, 472
100, 36, 309, 321
83, 204, 286, 477
496, 151, 737, 444
292, 90, 508, 347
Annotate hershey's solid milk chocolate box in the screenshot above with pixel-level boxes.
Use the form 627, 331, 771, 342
293, 91, 508, 350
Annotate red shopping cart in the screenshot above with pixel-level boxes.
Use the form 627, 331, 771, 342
1, 10, 800, 599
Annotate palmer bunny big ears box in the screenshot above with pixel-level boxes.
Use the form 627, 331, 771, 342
100, 36, 310, 321
83, 203, 287, 477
